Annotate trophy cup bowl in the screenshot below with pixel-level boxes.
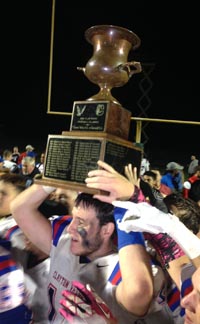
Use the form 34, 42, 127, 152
77, 25, 142, 105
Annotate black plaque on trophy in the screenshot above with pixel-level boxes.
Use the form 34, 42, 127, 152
70, 101, 131, 140
70, 101, 107, 132
41, 132, 142, 193
44, 136, 101, 184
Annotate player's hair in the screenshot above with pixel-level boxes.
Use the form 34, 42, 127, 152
0, 173, 27, 192
164, 193, 200, 234
75, 192, 116, 238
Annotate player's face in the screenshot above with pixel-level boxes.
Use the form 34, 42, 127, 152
142, 175, 155, 188
0, 181, 19, 218
181, 267, 200, 324
50, 188, 78, 214
67, 204, 105, 259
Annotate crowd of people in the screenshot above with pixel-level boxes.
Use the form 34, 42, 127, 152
0, 144, 200, 324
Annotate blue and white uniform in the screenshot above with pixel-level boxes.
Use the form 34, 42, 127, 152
0, 239, 32, 324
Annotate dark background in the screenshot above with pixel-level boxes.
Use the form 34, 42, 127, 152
0, 1, 198, 167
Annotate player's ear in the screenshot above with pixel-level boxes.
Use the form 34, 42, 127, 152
102, 222, 115, 237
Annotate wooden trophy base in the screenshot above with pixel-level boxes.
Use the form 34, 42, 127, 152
35, 131, 142, 194
70, 101, 131, 139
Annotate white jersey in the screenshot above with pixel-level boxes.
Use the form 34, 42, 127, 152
47, 216, 175, 324
26, 258, 50, 324
4, 223, 50, 324
0, 216, 16, 237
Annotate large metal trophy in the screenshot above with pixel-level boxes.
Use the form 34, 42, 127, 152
41, 25, 143, 193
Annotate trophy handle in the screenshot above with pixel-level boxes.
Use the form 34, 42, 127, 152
116, 61, 142, 78
77, 66, 86, 72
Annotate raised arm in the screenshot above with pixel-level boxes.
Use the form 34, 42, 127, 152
113, 206, 154, 316
113, 200, 200, 269
10, 184, 55, 255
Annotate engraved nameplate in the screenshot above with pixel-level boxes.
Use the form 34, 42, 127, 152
70, 101, 108, 132
70, 101, 131, 139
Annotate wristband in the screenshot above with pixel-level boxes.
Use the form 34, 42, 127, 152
129, 186, 146, 203
169, 221, 200, 260
114, 206, 145, 250
144, 232, 185, 268
42, 185, 56, 195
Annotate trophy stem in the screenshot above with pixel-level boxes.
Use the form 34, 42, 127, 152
87, 86, 121, 105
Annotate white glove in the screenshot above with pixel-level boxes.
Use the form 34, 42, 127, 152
113, 201, 200, 260
113, 201, 176, 234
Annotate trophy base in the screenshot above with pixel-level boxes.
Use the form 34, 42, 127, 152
70, 101, 131, 140
34, 178, 105, 195
36, 131, 142, 194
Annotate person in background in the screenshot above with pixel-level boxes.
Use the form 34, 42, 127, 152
0, 173, 28, 236
181, 266, 200, 324
141, 170, 168, 212
0, 172, 52, 323
2, 150, 18, 170
166, 179, 200, 324
188, 179, 200, 207
0, 173, 33, 323
48, 187, 78, 214
39, 187, 78, 218
140, 156, 150, 176
20, 156, 41, 185
11, 146, 20, 164
163, 193, 200, 236
151, 168, 172, 197
18, 144, 36, 166
0, 238, 33, 324
187, 155, 199, 177
36, 152, 45, 174
161, 161, 184, 193
162, 193, 200, 322
183, 165, 200, 198
123, 163, 169, 211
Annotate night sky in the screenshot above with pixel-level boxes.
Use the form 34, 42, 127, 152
1, 1, 199, 167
